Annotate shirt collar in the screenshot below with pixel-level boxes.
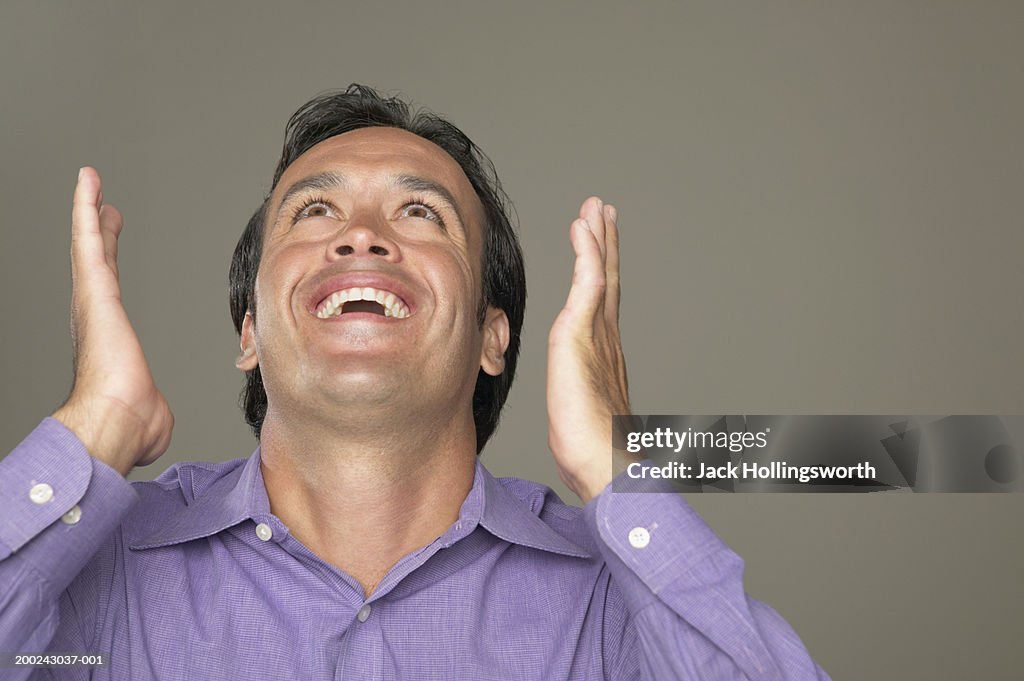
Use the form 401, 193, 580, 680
129, 450, 590, 559
473, 460, 590, 558
128, 447, 266, 550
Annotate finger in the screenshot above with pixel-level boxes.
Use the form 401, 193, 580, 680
579, 196, 606, 260
71, 167, 107, 273
603, 204, 621, 325
98, 204, 124, 280
561, 217, 606, 330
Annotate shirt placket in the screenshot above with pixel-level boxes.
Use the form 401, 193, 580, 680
336, 600, 384, 681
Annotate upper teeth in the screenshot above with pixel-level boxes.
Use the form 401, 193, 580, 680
316, 287, 410, 319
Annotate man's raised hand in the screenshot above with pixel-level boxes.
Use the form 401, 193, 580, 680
52, 168, 174, 476
546, 196, 637, 504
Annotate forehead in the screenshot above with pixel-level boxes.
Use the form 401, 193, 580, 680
272, 127, 483, 221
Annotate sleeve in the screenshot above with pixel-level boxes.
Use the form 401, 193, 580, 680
584, 462, 831, 681
0, 418, 138, 679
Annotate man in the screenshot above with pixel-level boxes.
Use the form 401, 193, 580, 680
1, 85, 829, 679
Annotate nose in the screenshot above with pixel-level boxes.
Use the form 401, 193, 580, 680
326, 217, 401, 262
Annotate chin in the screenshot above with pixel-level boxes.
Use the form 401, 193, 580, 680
323, 371, 408, 405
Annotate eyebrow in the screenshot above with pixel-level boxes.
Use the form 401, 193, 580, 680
274, 171, 467, 227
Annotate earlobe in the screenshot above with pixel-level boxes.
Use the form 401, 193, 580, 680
236, 310, 259, 371
480, 307, 510, 377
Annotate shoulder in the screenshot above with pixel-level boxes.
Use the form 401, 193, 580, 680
489, 473, 603, 556
121, 457, 249, 545
128, 457, 246, 505
493, 474, 582, 520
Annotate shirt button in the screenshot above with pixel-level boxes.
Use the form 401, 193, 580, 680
628, 526, 651, 549
29, 483, 54, 504
356, 604, 372, 622
61, 505, 83, 525
255, 522, 273, 541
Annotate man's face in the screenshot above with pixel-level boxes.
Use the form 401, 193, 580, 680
236, 127, 509, 425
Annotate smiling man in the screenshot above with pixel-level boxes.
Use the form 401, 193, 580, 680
237, 125, 515, 596
0, 85, 829, 679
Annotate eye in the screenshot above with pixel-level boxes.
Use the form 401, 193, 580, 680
291, 195, 336, 222
401, 198, 446, 228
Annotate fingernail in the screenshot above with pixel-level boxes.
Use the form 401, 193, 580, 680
609, 205, 618, 222
78, 167, 84, 181
580, 218, 592, 233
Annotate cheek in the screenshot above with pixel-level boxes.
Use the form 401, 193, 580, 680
257, 244, 307, 293
251, 253, 303, 329
428, 250, 479, 308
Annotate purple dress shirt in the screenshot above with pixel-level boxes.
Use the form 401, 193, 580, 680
1, 418, 830, 680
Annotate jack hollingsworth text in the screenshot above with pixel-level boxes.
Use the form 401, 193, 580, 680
627, 461, 879, 483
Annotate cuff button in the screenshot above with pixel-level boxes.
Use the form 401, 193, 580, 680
29, 482, 54, 504
61, 505, 82, 525
628, 526, 651, 549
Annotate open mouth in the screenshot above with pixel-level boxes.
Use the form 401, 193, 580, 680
315, 286, 411, 319
341, 300, 386, 315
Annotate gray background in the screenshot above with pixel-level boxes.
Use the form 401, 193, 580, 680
2, 2, 1022, 678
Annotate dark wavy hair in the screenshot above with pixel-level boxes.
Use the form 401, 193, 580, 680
228, 85, 525, 454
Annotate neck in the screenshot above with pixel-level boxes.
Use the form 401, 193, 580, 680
258, 405, 477, 599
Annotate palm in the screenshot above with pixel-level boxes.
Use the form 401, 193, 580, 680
546, 197, 631, 503
54, 168, 173, 474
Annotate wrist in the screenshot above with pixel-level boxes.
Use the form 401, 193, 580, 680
52, 400, 139, 477
560, 467, 612, 505
563, 449, 646, 504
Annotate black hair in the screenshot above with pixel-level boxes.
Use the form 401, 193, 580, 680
228, 84, 525, 454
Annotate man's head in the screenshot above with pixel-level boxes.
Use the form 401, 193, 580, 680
228, 85, 525, 453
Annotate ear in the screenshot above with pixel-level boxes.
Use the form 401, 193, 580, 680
479, 306, 510, 377
235, 310, 259, 371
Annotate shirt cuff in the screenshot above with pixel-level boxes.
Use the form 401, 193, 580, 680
0, 418, 138, 588
584, 460, 731, 609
